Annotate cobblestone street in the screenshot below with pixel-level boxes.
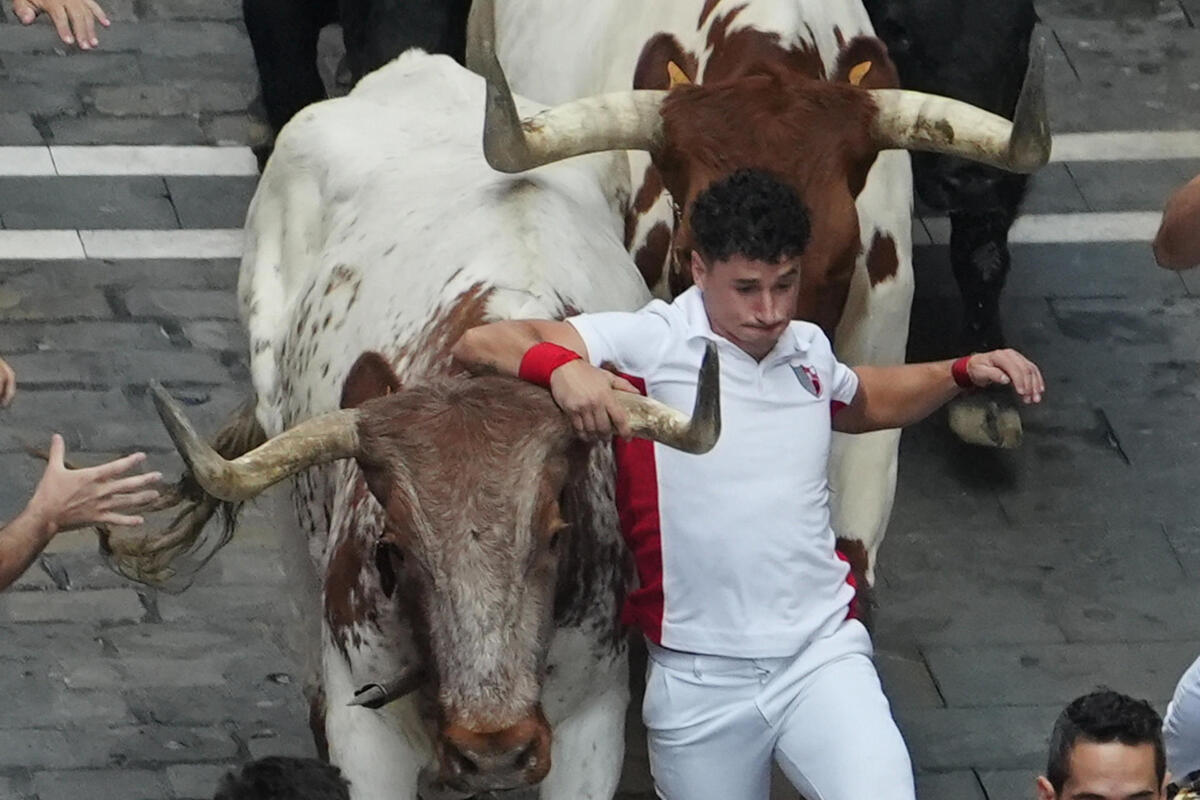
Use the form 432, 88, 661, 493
0, 0, 1198, 798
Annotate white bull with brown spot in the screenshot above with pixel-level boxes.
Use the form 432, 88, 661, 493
467, 0, 1049, 583
147, 52, 721, 799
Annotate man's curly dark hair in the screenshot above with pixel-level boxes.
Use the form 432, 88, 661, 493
214, 757, 351, 800
690, 168, 811, 264
1046, 689, 1165, 794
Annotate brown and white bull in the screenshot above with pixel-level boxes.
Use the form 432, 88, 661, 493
469, 0, 1050, 580
146, 52, 720, 799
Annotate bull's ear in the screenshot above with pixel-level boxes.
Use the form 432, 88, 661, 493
832, 36, 900, 89
341, 352, 402, 409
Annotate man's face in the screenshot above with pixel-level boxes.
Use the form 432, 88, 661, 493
1037, 741, 1165, 800
691, 251, 801, 360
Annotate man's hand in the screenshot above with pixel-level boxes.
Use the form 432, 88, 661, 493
0, 358, 14, 408
24, 434, 162, 537
549, 361, 639, 440
11, 0, 109, 49
962, 349, 1045, 404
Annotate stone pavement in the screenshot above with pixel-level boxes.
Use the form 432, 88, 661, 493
0, 0, 1197, 798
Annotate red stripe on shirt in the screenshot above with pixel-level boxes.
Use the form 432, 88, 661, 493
612, 374, 665, 644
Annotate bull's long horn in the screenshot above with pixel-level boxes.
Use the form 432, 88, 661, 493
474, 0, 666, 173
347, 665, 427, 709
616, 341, 720, 454
868, 36, 1051, 173
149, 381, 360, 502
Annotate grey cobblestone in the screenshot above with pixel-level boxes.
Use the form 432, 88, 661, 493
0, 587, 144, 623
0, 176, 176, 230
48, 113, 207, 145
167, 763, 232, 799
140, 53, 256, 82
166, 176, 258, 229
85, 81, 257, 116
1, 52, 140, 83
32, 768, 168, 800
0, 270, 113, 320
0, 111, 41, 144
139, 0, 242, 20
914, 772, 987, 800
0, 259, 239, 291
0, 321, 172, 353
3, 349, 231, 387
123, 288, 240, 320
108, 725, 240, 766
0, 82, 81, 115
96, 22, 252, 59
202, 113, 271, 147
181, 320, 247, 351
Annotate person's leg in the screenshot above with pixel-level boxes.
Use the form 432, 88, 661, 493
643, 648, 775, 800
243, 0, 337, 135
771, 622, 916, 800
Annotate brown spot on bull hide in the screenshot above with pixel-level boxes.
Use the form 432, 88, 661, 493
392, 283, 495, 380
633, 32, 699, 91
341, 352, 402, 409
624, 162, 666, 250
866, 231, 899, 286
634, 222, 671, 289
324, 517, 376, 654
698, 0, 723, 27
703, 10, 826, 84
832, 36, 899, 90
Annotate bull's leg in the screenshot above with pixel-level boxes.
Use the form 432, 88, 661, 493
243, 0, 337, 136
321, 636, 426, 799
945, 183, 1027, 449
537, 679, 629, 799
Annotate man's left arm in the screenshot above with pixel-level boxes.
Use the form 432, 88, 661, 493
833, 349, 1045, 434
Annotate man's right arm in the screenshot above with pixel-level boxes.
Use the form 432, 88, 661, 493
451, 320, 639, 439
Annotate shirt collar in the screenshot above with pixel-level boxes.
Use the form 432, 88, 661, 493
675, 285, 814, 361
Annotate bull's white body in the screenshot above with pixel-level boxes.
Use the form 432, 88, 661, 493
240, 52, 646, 799
480, 0, 916, 577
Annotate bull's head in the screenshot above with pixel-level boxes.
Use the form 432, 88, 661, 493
472, 0, 1049, 333
148, 343, 719, 793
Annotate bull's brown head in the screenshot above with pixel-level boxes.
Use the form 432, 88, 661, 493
147, 343, 719, 793
473, 1, 1049, 335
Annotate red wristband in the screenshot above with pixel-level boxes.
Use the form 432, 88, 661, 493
951, 355, 974, 389
518, 342, 582, 388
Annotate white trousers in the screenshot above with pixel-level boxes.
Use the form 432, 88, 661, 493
643, 619, 915, 800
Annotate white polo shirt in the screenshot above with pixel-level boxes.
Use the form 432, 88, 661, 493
568, 286, 860, 658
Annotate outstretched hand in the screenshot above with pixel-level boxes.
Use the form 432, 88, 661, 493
963, 349, 1045, 404
11, 0, 109, 49
25, 434, 162, 535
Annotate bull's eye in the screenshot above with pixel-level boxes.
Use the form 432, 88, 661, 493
548, 522, 568, 551
374, 541, 404, 598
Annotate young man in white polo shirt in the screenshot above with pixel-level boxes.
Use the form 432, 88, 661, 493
452, 168, 1045, 800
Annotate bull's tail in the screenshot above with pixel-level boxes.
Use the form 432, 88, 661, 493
98, 400, 267, 592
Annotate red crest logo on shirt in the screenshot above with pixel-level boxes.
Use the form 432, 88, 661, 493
792, 364, 821, 397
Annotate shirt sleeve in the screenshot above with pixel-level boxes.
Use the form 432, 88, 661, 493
566, 301, 673, 377
1165, 654, 1200, 779
829, 358, 859, 405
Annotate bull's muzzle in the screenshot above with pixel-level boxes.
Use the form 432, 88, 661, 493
437, 711, 552, 791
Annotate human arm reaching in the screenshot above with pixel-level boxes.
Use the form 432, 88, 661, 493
833, 349, 1045, 434
0, 434, 161, 590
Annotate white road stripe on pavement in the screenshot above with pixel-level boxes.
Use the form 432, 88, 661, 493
1050, 131, 1200, 162
0, 146, 258, 176
0, 213, 1165, 259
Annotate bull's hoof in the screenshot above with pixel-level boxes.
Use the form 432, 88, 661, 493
948, 390, 1022, 449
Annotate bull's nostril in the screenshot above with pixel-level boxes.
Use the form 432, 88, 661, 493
515, 741, 538, 771
448, 748, 478, 776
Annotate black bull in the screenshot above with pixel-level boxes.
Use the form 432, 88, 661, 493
243, 0, 473, 136
864, 0, 1038, 354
